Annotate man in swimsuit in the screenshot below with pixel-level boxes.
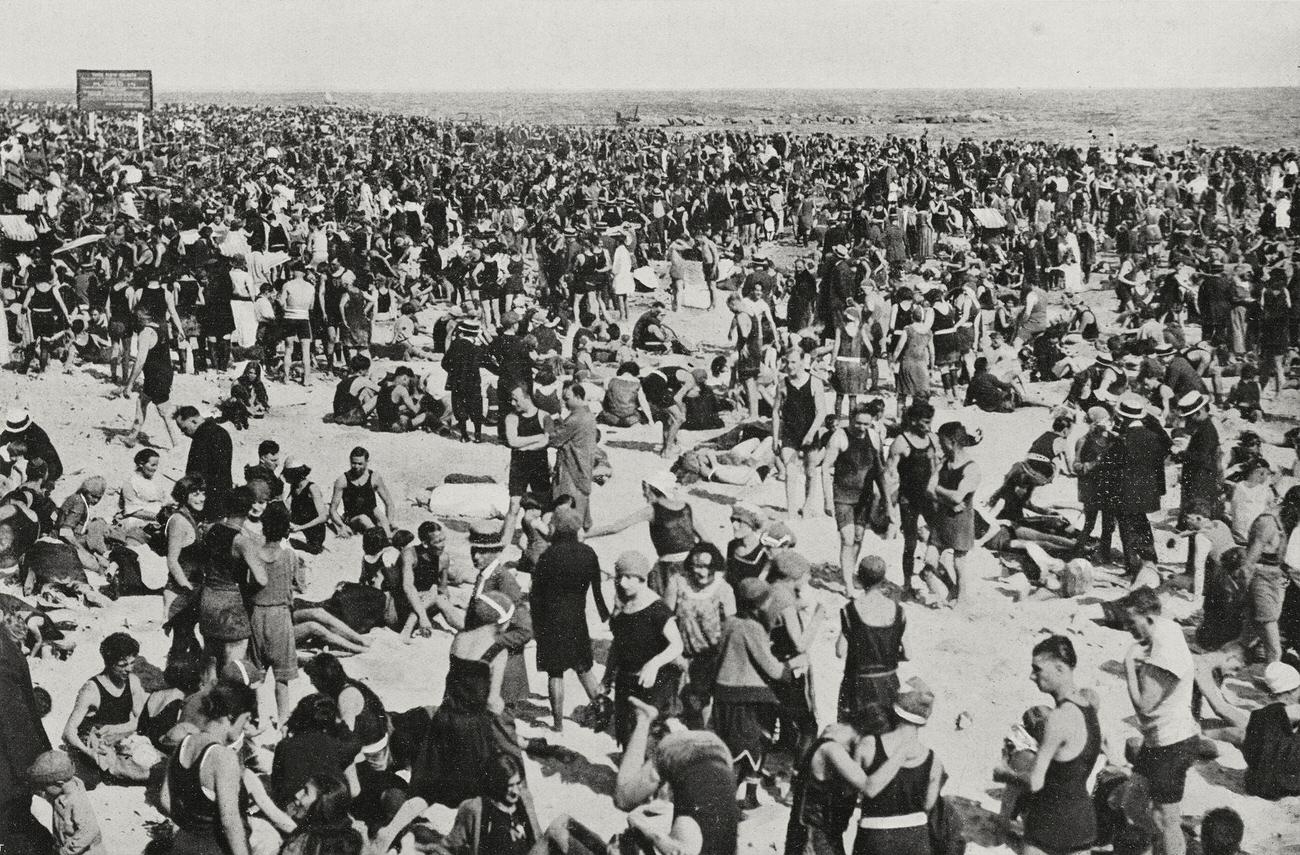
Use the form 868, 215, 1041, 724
328, 447, 394, 537
822, 402, 895, 594
120, 305, 178, 450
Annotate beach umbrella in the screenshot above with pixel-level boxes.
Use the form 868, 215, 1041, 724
52, 234, 105, 256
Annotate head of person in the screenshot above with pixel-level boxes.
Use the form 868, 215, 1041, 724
642, 471, 679, 506
173, 405, 203, 437
904, 400, 935, 434
1122, 586, 1162, 643
348, 447, 370, 477
988, 330, 1004, 350
848, 403, 876, 437
78, 476, 107, 505
651, 729, 733, 787
348, 354, 371, 375
562, 381, 586, 410
1030, 634, 1078, 696
303, 653, 349, 699
470, 537, 502, 571
100, 632, 139, 681
241, 361, 262, 384
258, 440, 280, 469
261, 502, 291, 544
972, 356, 990, 375
1262, 661, 1300, 705
936, 421, 973, 456
23, 458, 48, 490
1199, 807, 1244, 855
1182, 499, 1217, 533
892, 679, 934, 730
285, 693, 343, 738
509, 384, 534, 413
729, 504, 763, 543
27, 750, 76, 799
288, 772, 353, 827
162, 651, 205, 696
685, 541, 724, 587
198, 682, 258, 748
614, 551, 651, 603
134, 448, 161, 478
784, 344, 809, 374
482, 753, 525, 810
417, 520, 445, 553
1242, 456, 1272, 486
857, 555, 888, 592
171, 474, 206, 515
282, 458, 310, 487
616, 361, 641, 378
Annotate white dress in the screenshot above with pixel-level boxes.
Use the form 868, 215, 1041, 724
611, 244, 635, 297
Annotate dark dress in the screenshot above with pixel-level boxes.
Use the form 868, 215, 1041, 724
837, 600, 906, 723
289, 481, 326, 550
1023, 699, 1101, 854
853, 745, 934, 855
780, 376, 817, 449
609, 598, 676, 746
198, 523, 251, 643
141, 320, 174, 404
1179, 418, 1223, 519
930, 459, 975, 554
530, 536, 609, 676
785, 737, 859, 855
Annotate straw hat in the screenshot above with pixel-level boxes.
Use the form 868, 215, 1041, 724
1175, 390, 1209, 418
4, 408, 31, 433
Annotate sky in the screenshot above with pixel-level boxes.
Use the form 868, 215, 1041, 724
4, 1, 1300, 92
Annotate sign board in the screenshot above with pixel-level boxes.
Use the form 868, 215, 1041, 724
76, 70, 153, 112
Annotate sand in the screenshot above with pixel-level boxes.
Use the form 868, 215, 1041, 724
11, 247, 1300, 854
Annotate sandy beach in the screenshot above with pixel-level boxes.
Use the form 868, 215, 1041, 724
9, 241, 1298, 855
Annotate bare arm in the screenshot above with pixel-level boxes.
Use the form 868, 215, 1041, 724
212, 749, 252, 855
327, 475, 347, 526
586, 505, 654, 538
62, 681, 98, 757
372, 471, 395, 523
290, 483, 328, 533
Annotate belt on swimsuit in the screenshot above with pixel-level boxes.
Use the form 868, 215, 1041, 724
658, 552, 690, 565
836, 356, 869, 361
858, 812, 927, 830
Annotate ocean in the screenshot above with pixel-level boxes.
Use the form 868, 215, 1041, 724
5, 88, 1299, 149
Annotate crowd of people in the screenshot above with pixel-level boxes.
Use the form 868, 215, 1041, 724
0, 97, 1297, 855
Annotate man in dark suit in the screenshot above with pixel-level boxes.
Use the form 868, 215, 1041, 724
0, 618, 54, 853
1114, 395, 1172, 574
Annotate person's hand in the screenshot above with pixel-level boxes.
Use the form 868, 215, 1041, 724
628, 695, 659, 721
417, 615, 434, 633
626, 804, 656, 836
487, 695, 505, 715
637, 662, 661, 689
884, 521, 899, 541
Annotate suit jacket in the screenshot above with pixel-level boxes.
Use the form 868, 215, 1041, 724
0, 630, 51, 804
1118, 420, 1172, 514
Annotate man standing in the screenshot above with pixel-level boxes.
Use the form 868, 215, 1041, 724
549, 383, 597, 530
174, 405, 233, 516
1175, 391, 1221, 526
1113, 395, 1171, 574
501, 385, 552, 549
487, 310, 535, 441
1123, 587, 1200, 855
821, 403, 894, 594
280, 263, 316, 386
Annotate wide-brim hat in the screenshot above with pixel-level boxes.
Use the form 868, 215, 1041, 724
1094, 353, 1115, 368
1175, 390, 1209, 417
1152, 343, 1175, 358
4, 408, 31, 433
1117, 393, 1147, 421
642, 470, 679, 500
1263, 662, 1300, 695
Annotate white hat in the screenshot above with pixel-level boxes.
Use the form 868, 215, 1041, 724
1117, 394, 1147, 421
1263, 662, 1300, 695
1176, 390, 1209, 417
4, 408, 31, 433
642, 471, 679, 500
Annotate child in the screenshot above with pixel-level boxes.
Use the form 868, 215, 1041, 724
28, 750, 108, 855
1224, 364, 1262, 422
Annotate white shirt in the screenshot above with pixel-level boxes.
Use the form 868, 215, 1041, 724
1134, 617, 1198, 747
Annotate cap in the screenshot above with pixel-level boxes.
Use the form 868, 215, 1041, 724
735, 577, 771, 607
1263, 662, 1300, 695
4, 408, 31, 433
857, 554, 888, 586
770, 550, 810, 581
282, 456, 310, 474
26, 750, 75, 788
729, 504, 763, 529
760, 522, 796, 550
614, 551, 651, 579
642, 471, 679, 500
1176, 390, 1209, 417
500, 310, 522, 327
893, 678, 935, 725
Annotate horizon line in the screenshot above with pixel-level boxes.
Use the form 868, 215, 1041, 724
3, 84, 1298, 96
